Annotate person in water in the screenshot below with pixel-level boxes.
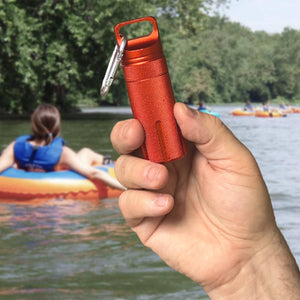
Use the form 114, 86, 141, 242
197, 100, 207, 111
262, 100, 270, 111
243, 100, 253, 111
110, 102, 300, 299
0, 103, 124, 190
279, 101, 287, 110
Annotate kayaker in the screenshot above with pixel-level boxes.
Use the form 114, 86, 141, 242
279, 101, 287, 110
197, 100, 210, 112
262, 100, 270, 111
111, 102, 300, 299
243, 100, 254, 111
0, 103, 125, 190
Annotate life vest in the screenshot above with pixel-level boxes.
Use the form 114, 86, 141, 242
14, 135, 65, 172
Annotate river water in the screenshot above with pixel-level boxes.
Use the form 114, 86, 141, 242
0, 105, 299, 299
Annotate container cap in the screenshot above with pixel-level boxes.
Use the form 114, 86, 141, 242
114, 16, 163, 64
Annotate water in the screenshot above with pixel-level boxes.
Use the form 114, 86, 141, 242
0, 106, 299, 299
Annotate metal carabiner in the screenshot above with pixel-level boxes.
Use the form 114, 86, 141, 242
100, 34, 127, 96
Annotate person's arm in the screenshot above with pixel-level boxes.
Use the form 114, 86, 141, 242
110, 102, 300, 299
0, 142, 16, 173
59, 146, 125, 190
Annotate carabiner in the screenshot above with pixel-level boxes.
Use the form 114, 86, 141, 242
100, 34, 127, 96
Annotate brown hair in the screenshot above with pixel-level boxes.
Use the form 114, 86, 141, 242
31, 103, 61, 145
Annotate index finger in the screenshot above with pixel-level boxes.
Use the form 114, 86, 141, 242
110, 118, 144, 155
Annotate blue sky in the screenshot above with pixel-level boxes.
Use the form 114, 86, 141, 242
219, 0, 300, 33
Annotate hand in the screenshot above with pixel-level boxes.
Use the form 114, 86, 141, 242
111, 103, 300, 298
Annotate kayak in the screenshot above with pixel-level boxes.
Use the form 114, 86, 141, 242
255, 111, 284, 118
232, 109, 255, 116
0, 164, 122, 202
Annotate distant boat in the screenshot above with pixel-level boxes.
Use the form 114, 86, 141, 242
198, 108, 220, 118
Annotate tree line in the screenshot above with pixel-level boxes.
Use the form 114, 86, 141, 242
0, 0, 299, 113
172, 17, 300, 105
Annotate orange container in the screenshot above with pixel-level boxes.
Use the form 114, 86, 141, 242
114, 16, 186, 163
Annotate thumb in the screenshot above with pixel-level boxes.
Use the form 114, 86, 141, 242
174, 103, 250, 161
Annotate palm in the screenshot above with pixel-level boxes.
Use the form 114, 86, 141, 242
133, 142, 274, 285
112, 104, 276, 288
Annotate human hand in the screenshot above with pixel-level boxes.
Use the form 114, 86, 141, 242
111, 102, 300, 298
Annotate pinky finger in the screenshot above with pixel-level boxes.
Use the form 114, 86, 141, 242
118, 190, 174, 228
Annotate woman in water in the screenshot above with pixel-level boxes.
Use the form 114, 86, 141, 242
0, 103, 124, 190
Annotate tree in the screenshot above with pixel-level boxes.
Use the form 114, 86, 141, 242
0, 0, 158, 112
0, 0, 231, 113
3, 0, 299, 112
272, 28, 300, 101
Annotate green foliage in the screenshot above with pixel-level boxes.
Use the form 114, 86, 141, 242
0, 0, 159, 112
165, 16, 300, 105
272, 28, 300, 101
0, 0, 300, 113
0, 0, 231, 112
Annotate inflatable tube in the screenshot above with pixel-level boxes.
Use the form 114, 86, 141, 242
199, 109, 220, 118
232, 109, 255, 116
0, 164, 122, 202
255, 111, 284, 118
281, 108, 293, 114
292, 108, 300, 113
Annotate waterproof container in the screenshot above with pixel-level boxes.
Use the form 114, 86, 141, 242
114, 16, 186, 163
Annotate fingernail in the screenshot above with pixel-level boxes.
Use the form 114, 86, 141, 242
154, 194, 169, 207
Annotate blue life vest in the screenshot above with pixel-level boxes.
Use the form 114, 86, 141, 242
14, 135, 65, 172
198, 107, 207, 112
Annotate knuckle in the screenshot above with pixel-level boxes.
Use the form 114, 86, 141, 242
110, 121, 124, 149
118, 191, 129, 213
114, 155, 127, 178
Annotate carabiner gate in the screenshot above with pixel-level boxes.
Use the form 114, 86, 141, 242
100, 34, 127, 96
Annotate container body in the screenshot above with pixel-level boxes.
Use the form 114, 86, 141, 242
114, 16, 186, 163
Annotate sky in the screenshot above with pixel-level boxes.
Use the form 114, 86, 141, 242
219, 0, 300, 34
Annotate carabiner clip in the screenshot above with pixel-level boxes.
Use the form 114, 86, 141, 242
100, 34, 127, 96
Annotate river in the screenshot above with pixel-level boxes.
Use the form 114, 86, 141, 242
0, 105, 299, 299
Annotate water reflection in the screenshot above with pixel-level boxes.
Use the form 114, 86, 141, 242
0, 198, 132, 242
0, 195, 199, 298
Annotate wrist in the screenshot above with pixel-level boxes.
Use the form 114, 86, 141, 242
206, 229, 300, 300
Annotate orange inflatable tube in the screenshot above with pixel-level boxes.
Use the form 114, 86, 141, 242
232, 109, 255, 116
292, 108, 300, 113
255, 111, 283, 118
0, 164, 122, 202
